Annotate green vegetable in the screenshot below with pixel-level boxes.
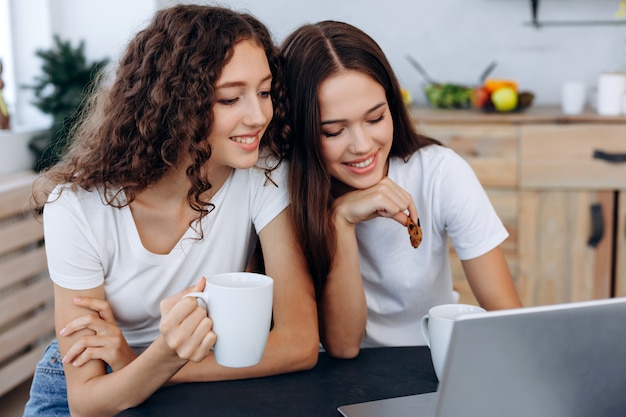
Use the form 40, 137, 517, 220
425, 83, 472, 109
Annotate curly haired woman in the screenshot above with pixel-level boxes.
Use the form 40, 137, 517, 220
23, 6, 318, 416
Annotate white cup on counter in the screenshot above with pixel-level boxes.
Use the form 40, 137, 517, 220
597, 72, 626, 116
561, 82, 586, 115
421, 303, 486, 381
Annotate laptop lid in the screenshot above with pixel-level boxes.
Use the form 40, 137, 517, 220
338, 297, 626, 417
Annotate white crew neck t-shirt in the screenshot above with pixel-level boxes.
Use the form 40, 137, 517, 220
355, 145, 508, 347
44, 160, 288, 350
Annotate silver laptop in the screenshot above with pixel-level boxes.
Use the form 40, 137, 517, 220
338, 297, 626, 417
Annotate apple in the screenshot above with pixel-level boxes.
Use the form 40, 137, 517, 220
491, 87, 518, 112
471, 86, 490, 109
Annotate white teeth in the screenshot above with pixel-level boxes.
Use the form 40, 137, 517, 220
348, 155, 374, 168
232, 136, 255, 145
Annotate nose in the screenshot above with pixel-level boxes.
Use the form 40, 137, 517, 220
348, 125, 373, 154
243, 96, 271, 127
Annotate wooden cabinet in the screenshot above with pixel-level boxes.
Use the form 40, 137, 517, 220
0, 172, 54, 397
414, 106, 626, 307
519, 124, 626, 305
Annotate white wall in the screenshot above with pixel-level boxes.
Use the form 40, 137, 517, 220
8, 0, 157, 127
48, 0, 156, 61
9, 0, 626, 127
8, 0, 51, 126
203, 0, 625, 106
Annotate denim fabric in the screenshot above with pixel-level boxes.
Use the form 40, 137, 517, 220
23, 339, 117, 416
22, 339, 69, 417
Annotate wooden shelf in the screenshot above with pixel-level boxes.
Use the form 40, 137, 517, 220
410, 105, 626, 125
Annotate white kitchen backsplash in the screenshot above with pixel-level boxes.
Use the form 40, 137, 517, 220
0, 126, 46, 176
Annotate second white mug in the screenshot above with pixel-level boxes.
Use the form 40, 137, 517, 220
421, 303, 486, 381
561, 82, 586, 115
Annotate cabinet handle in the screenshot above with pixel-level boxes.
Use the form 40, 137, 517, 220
587, 203, 604, 248
593, 150, 626, 163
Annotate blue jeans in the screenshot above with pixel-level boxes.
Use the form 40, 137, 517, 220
23, 339, 116, 416
22, 339, 69, 417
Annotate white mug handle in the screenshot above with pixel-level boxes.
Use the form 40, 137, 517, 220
420, 314, 431, 347
184, 291, 209, 314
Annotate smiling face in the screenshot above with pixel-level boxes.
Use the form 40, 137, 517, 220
318, 69, 393, 191
207, 39, 273, 172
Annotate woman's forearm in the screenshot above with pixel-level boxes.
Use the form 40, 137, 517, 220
67, 336, 187, 417
318, 216, 367, 358
170, 321, 319, 383
462, 246, 523, 310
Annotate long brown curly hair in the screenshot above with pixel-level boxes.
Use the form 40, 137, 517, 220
280, 21, 440, 294
32, 5, 288, 228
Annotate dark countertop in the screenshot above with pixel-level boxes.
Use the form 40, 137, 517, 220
116, 346, 439, 417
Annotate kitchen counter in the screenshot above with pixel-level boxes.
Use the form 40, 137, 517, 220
410, 105, 626, 125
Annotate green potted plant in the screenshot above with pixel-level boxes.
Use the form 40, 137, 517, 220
23, 35, 108, 171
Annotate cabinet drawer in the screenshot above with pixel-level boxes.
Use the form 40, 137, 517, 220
521, 124, 626, 189
518, 190, 613, 305
417, 123, 518, 188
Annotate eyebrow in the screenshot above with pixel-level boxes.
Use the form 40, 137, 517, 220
215, 74, 272, 89
321, 101, 387, 125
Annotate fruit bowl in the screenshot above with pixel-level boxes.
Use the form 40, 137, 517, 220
471, 79, 534, 113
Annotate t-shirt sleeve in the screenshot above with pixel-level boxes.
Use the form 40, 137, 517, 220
249, 159, 290, 233
43, 187, 105, 290
435, 150, 508, 260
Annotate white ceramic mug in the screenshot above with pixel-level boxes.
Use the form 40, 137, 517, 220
561, 82, 586, 115
184, 272, 273, 368
421, 303, 486, 381
597, 73, 626, 116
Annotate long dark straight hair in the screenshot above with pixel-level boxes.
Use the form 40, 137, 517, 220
280, 21, 440, 294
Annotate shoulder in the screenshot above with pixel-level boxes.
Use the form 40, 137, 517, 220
389, 145, 484, 203
47, 184, 101, 210
414, 145, 474, 178
390, 144, 469, 177
234, 154, 289, 231
44, 184, 123, 224
237, 153, 287, 189
410, 144, 464, 165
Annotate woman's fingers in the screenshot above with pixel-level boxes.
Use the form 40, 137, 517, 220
59, 297, 136, 370
72, 297, 116, 323
336, 177, 418, 226
159, 294, 216, 361
63, 335, 108, 366
160, 277, 207, 315
63, 334, 136, 369
60, 313, 107, 337
184, 316, 217, 362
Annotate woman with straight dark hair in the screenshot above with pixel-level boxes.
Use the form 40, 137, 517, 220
280, 21, 521, 359
23, 6, 318, 417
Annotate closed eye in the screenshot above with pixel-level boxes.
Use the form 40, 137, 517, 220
323, 128, 344, 138
367, 114, 385, 124
218, 97, 239, 106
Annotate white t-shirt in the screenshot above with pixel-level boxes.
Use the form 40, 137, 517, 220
356, 145, 508, 347
44, 160, 289, 350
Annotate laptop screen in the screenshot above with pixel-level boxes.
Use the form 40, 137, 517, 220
339, 297, 626, 417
